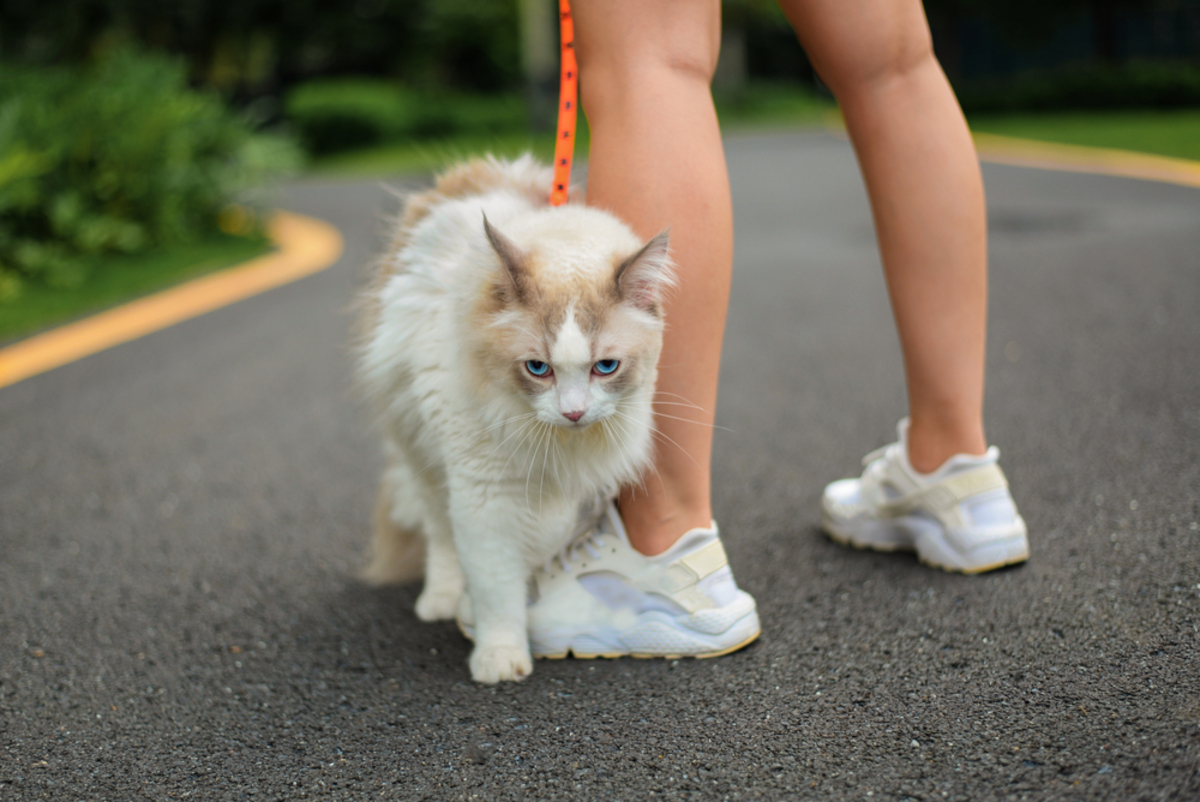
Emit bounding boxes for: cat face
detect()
[477,215,673,430]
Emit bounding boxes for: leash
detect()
[549,0,577,206]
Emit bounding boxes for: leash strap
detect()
[549,0,577,206]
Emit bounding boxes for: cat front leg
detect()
[415,505,464,622]
[450,501,533,683]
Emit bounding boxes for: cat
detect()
[357,155,673,683]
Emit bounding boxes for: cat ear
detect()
[614,229,674,315]
[483,214,534,304]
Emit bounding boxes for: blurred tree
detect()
[0,0,521,97]
[0,0,1193,105]
[518,0,557,131]
[925,0,1177,79]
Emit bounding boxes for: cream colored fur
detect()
[358,155,673,683]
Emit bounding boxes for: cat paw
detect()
[415,589,461,622]
[469,644,533,684]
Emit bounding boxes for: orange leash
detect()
[549,0,577,206]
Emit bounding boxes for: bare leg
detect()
[780,0,990,472]
[574,0,730,554]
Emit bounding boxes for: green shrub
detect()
[957,61,1200,114]
[0,48,301,300]
[284,79,423,155]
[284,78,527,156]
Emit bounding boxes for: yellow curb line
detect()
[971,132,1200,190]
[822,112,1200,189]
[0,211,344,390]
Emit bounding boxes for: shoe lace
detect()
[544,528,605,574]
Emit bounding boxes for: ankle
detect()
[905,414,987,474]
[617,490,712,557]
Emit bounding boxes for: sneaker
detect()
[822,419,1029,573]
[458,502,761,659]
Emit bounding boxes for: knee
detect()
[811,20,938,102]
[574,3,721,102]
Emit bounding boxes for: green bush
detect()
[0,48,301,300]
[284,78,527,156]
[956,61,1200,114]
[284,79,422,155]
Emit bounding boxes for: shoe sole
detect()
[824,514,1029,575]
[457,595,761,661]
[537,619,762,661]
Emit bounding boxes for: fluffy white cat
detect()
[357,155,673,683]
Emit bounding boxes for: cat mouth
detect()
[549,415,592,430]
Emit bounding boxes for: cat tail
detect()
[393,154,555,246]
[361,473,426,586]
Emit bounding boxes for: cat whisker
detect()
[487,416,541,464]
[601,417,652,495]
[629,389,721,419]
[651,400,712,411]
[646,429,702,468]
[473,411,538,439]
[497,418,544,475]
[524,421,553,509]
[647,411,733,433]
[649,390,710,411]
[615,390,730,432]
[538,424,556,508]
[609,409,702,469]
[533,423,556,509]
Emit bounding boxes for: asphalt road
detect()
[2,130,1198,801]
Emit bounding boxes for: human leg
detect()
[484,0,759,658]
[572,0,731,555]
[778,0,1027,570]
[779,0,989,472]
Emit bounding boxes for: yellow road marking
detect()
[972,132,1200,190]
[0,211,343,390]
[824,114,1200,188]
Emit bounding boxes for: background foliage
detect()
[0,0,1196,304]
[3,0,1196,99]
[0,48,299,299]
[0,0,521,98]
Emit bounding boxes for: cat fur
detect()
[357,155,673,683]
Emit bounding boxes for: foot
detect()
[415,587,461,622]
[822,418,1029,573]
[468,642,533,684]
[460,502,760,659]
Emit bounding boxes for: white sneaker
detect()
[822,419,1029,574]
[458,502,761,659]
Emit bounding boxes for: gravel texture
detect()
[2,131,1198,800]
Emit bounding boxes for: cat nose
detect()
[562,410,585,422]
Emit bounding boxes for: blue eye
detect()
[525,360,551,377]
[593,359,619,376]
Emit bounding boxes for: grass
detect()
[967,109,1200,162]
[311,89,1200,181]
[0,232,270,344]
[309,83,837,177]
[715,82,837,128]
[310,130,581,177]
